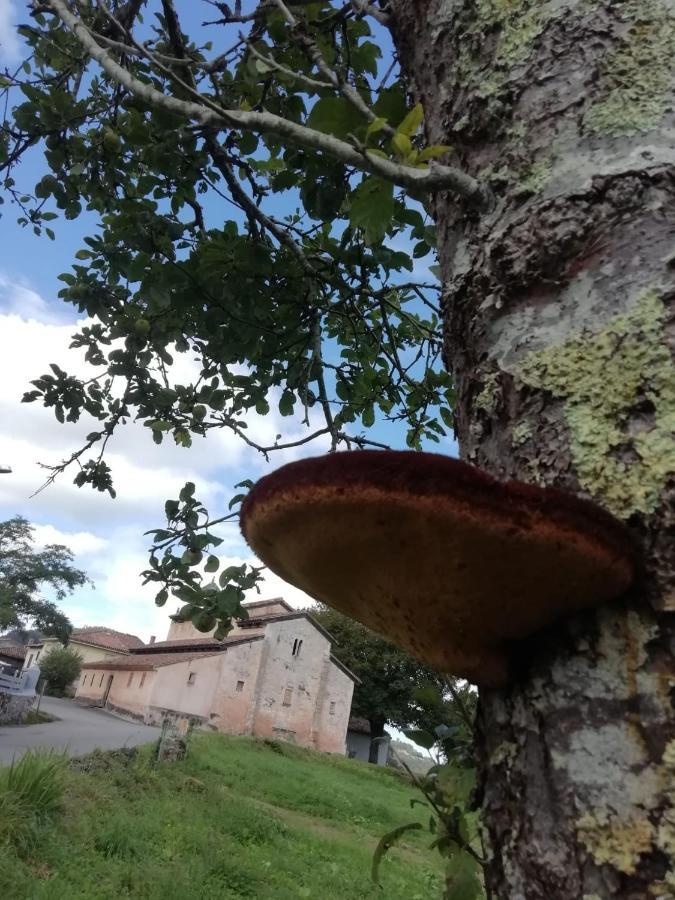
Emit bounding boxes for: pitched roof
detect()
[130,633,265,654]
[81,650,224,671]
[243,597,293,613]
[82,633,266,671]
[347,717,372,735]
[70,627,144,652]
[0,644,27,661]
[347,717,390,738]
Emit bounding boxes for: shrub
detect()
[0,750,67,852]
[38,646,83,695]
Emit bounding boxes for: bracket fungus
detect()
[240,451,636,686]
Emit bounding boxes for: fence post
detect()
[35,678,46,715]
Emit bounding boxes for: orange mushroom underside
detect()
[240,451,636,686]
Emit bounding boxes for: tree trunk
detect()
[390,1,675,896]
[368,718,386,764]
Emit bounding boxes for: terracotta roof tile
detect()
[71,627,144,651]
[131,632,265,653]
[0,644,27,661]
[81,650,224,671]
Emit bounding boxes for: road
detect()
[0,696,161,764]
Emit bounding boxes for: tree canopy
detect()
[311,604,474,761]
[0,1,478,638]
[38,644,83,694]
[0,516,89,641]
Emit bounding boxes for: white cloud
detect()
[0,274,62,323]
[0,276,329,639]
[31,522,107,555]
[0,1,20,66]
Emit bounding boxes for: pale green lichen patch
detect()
[585,1,675,136]
[516,157,552,195]
[576,810,654,874]
[655,740,675,862]
[489,740,517,767]
[474,373,501,414]
[512,421,532,446]
[458,0,563,103]
[517,289,675,518]
[476,0,551,70]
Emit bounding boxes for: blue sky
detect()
[0,2,455,643]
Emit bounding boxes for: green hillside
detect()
[0,734,443,899]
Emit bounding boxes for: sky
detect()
[0,2,454,645]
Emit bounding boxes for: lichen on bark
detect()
[585,0,675,136]
[454,0,565,108]
[515,288,675,518]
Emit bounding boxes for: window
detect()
[127,672,134,687]
[35,650,41,661]
[291,638,303,658]
[27,654,33,667]
[283,687,293,707]
[139,672,147,688]
[99,673,104,687]
[187,672,196,685]
[236,680,244,693]
[329,701,336,716]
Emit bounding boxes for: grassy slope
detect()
[0,734,443,899]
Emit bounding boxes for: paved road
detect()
[0,697,161,764]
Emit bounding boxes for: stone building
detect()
[346,717,391,766]
[75,599,358,754]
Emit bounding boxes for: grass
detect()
[21,710,57,725]
[0,750,67,853]
[0,734,444,899]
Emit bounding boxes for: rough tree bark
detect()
[390,1,675,897]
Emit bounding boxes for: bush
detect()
[0,750,67,852]
[38,646,83,695]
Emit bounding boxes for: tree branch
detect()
[45,0,489,202]
[245,39,332,92]
[273,0,395,136]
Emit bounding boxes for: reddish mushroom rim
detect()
[240,450,638,570]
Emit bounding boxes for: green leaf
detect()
[181,549,203,567]
[396,103,424,137]
[349,177,394,245]
[205,554,220,573]
[404,728,436,749]
[306,97,365,139]
[371,823,424,884]
[366,116,388,138]
[444,852,483,900]
[417,144,452,162]
[391,132,412,160]
[179,482,195,501]
[440,406,454,430]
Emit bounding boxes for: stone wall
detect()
[0,690,35,724]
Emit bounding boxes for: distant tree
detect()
[0,516,90,642]
[311,604,453,762]
[38,646,83,696]
[0,626,43,646]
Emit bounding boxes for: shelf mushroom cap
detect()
[240,451,637,686]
